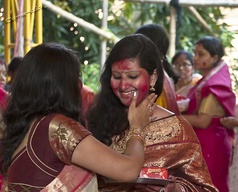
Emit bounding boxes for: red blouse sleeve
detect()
[48,114,91,164]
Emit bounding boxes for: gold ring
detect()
[148,105,153,116]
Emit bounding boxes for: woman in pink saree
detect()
[183,36,236,192]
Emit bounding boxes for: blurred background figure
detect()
[4,57,23,92]
[81,84,95,116]
[222,104,238,192]
[172,50,202,113]
[172,50,202,98]
[0,58,7,89]
[0,58,8,192]
[0,58,8,120]
[183,36,236,192]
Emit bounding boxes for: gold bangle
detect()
[126,128,146,150]
[179,184,186,192]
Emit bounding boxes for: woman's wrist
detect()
[126,128,146,150]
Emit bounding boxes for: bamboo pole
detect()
[100,0,108,70]
[4,0,11,63]
[24,0,32,54]
[186,6,212,32]
[168,6,176,58]
[36,0,43,44]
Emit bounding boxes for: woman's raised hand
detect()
[128,92,157,130]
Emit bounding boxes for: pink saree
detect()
[187,61,236,192]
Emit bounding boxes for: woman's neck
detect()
[176,76,193,90]
[199,68,211,77]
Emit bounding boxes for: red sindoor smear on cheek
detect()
[203,62,206,66]
[140,84,149,94]
[136,84,150,104]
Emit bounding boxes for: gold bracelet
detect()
[126,128,146,150]
[179,184,186,192]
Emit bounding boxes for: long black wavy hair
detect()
[87,34,164,146]
[0,42,84,175]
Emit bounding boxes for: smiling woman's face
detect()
[110,58,151,107]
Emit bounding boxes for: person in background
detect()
[0,42,156,191]
[222,104,238,192]
[87,34,218,192]
[0,58,7,89]
[0,58,8,134]
[135,24,180,115]
[0,58,8,191]
[183,36,236,192]
[81,83,95,116]
[4,56,23,92]
[172,50,202,98]
[172,50,202,113]
[220,103,238,129]
[221,116,238,129]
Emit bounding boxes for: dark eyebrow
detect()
[111,71,141,75]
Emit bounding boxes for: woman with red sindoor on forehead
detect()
[183,36,236,192]
[87,34,218,192]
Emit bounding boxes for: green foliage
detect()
[81,63,100,93]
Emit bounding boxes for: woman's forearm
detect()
[183,114,212,129]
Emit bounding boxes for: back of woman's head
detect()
[172,50,194,66]
[135,24,169,56]
[195,36,224,61]
[10,42,82,120]
[0,42,84,175]
[8,57,23,73]
[135,24,179,83]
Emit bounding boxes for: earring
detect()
[150,83,155,92]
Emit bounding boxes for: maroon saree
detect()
[2,114,98,192]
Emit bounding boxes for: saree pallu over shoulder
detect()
[187,60,236,139]
[156,71,180,115]
[187,61,236,117]
[108,115,218,192]
[42,165,98,192]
